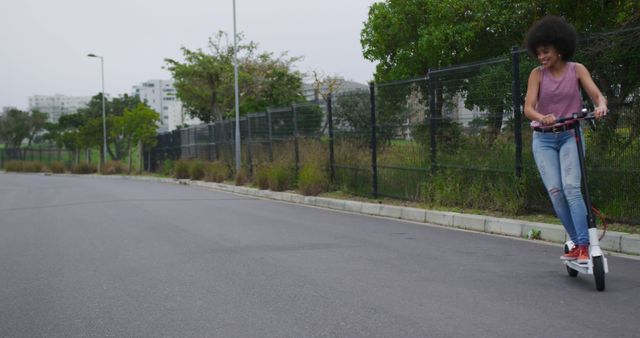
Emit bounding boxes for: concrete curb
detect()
[42,173,640,256]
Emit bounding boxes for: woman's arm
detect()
[524,67,555,125]
[576,63,608,118]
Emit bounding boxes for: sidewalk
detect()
[97,174,638,257]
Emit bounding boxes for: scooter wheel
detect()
[566,266,578,277]
[593,256,605,291]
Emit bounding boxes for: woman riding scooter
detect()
[523,15,608,263]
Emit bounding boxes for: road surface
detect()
[1,173,639,337]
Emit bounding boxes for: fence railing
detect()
[147,27,640,224]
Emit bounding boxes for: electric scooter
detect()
[556,109,609,291]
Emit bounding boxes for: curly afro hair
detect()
[525,15,577,61]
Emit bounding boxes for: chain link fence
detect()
[150,102,327,176]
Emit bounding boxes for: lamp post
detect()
[87,53,107,172]
[232,0,241,174]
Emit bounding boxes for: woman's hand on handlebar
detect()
[594,105,608,119]
[539,114,556,126]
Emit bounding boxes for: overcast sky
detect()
[0,0,379,110]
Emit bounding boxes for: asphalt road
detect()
[1,173,640,337]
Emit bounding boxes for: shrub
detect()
[204,161,228,183]
[298,162,329,196]
[189,161,206,180]
[527,229,542,240]
[235,167,249,186]
[102,160,125,175]
[172,160,190,179]
[72,162,97,174]
[268,162,295,191]
[4,160,23,172]
[160,159,173,176]
[22,161,44,172]
[49,161,66,173]
[254,164,270,190]
[422,169,525,214]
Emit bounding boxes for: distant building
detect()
[132,79,201,133]
[28,95,91,122]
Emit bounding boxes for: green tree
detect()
[113,103,160,173]
[0,109,48,159]
[77,117,106,164]
[332,90,371,143]
[165,31,303,123]
[462,63,512,141]
[0,109,30,149]
[78,93,144,161]
[57,113,87,164]
[361,1,638,81]
[240,52,304,113]
[24,110,48,151]
[78,93,109,119]
[361,1,528,82]
[43,122,63,148]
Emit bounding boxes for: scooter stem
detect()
[572,119,597,230]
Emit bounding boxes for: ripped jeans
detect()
[532,129,589,245]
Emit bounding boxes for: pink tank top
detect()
[532,62,583,127]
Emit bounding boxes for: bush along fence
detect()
[147,27,640,225]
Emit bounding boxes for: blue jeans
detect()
[532,130,589,245]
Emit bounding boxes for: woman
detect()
[523,15,608,263]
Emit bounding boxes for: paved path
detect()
[1,173,639,337]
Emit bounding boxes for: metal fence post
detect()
[427,68,437,174]
[191,126,196,159]
[228,120,234,164]
[174,129,181,161]
[267,108,274,162]
[292,104,300,176]
[369,82,378,199]
[247,114,254,175]
[196,127,202,161]
[213,123,220,161]
[207,125,213,161]
[511,45,523,178]
[327,93,335,183]
[146,149,151,172]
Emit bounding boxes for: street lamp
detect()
[87,53,107,171]
[232,0,241,175]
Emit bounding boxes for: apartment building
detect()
[28,95,91,122]
[132,79,201,133]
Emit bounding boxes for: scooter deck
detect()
[563,255,609,275]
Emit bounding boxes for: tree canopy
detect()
[165,31,304,123]
[55,113,86,155]
[0,109,48,158]
[361,0,639,81]
[77,93,143,160]
[114,103,160,172]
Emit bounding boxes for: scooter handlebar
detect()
[555,108,597,124]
